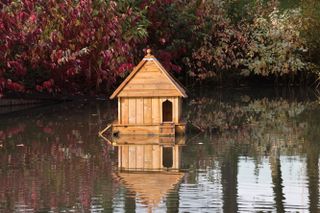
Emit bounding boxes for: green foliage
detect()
[182,0,247,80]
[241,8,308,77]
[301,0,320,80]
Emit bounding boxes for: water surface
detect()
[0,88,319,212]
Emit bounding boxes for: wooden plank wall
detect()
[121,98,129,124]
[136,98,144,124]
[119,97,181,124]
[118,98,121,124]
[143,98,152,124]
[129,98,136,124]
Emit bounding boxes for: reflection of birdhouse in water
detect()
[113,135,185,171]
[109,49,187,136]
[113,136,185,210]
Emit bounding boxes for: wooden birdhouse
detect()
[109,49,187,136]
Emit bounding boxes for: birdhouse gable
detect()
[110,51,187,99]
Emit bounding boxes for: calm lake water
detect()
[0,88,319,212]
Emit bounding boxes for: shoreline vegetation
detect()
[1,0,320,98]
[1,87,318,135]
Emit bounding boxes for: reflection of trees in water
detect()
[185,94,320,161]
[184,95,320,166]
[0,101,116,147]
[298,106,320,212]
[306,146,319,212]
[186,96,309,135]
[183,129,319,211]
[270,146,285,213]
[0,102,118,212]
[0,146,118,211]
[183,94,320,212]
[221,144,238,213]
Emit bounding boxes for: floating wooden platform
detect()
[112,122,186,136]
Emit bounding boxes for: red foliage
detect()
[42,79,54,89]
[6,80,25,92]
[36,85,43,92]
[7,61,27,76]
[118,63,134,74]
[0,0,146,94]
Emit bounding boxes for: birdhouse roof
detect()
[110,50,187,99]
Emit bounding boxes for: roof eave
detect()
[109,59,148,99]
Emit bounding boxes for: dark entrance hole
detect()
[162,100,173,122]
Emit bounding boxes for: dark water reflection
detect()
[0,88,319,212]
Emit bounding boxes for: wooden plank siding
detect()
[173,97,178,123]
[119,97,182,125]
[136,98,144,124]
[152,98,160,123]
[119,90,180,97]
[128,98,136,124]
[143,98,152,124]
[121,98,129,124]
[118,98,121,124]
